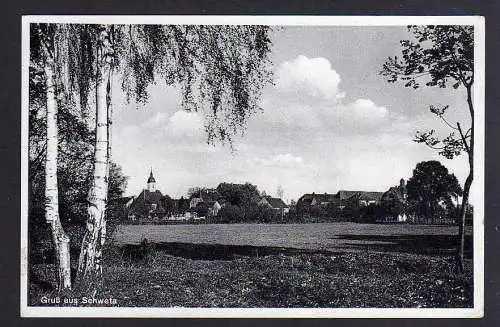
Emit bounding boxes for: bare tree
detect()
[276,185,284,199]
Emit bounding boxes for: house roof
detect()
[134,189,164,205]
[265,197,288,209]
[336,190,362,200]
[108,196,134,206]
[299,191,384,203]
[358,191,384,202]
[382,186,405,201]
[128,189,165,216]
[336,190,383,202]
[298,193,336,203]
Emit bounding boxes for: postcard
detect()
[21,15,484,318]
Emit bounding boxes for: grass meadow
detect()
[29,222,473,308]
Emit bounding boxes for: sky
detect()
[111,26,472,202]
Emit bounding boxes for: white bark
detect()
[44,61,71,290]
[44,63,59,224]
[76,28,113,289]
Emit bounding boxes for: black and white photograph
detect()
[20,16,485,318]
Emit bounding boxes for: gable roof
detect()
[358,191,384,202]
[336,190,384,202]
[265,197,288,209]
[298,193,336,203]
[382,186,405,202]
[108,196,134,206]
[336,190,362,200]
[131,189,164,207]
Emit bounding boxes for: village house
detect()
[189,188,223,218]
[296,190,384,218]
[380,178,408,222]
[380,178,458,224]
[342,191,384,210]
[259,196,289,212]
[259,196,289,220]
[296,192,337,213]
[209,199,229,217]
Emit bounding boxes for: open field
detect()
[113,222,473,257]
[29,222,474,308]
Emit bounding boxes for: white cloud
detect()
[259,55,391,135]
[275,55,344,101]
[341,99,388,120]
[165,110,204,138]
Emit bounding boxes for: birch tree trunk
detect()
[44,61,71,290]
[76,28,113,291]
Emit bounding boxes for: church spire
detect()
[147,168,156,192]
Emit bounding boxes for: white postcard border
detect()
[20,15,485,318]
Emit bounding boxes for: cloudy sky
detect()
[111,26,471,202]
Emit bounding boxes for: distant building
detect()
[189,188,223,217]
[209,199,229,217]
[147,169,156,192]
[342,191,384,210]
[127,170,171,220]
[296,190,384,218]
[259,196,289,220]
[381,178,408,222]
[259,197,289,212]
[296,192,337,213]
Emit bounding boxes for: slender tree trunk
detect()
[44,62,71,290]
[457,169,473,272]
[457,85,474,273]
[76,28,113,291]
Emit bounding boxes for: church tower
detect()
[147,169,156,192]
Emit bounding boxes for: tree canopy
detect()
[406,160,462,218]
[216,182,261,206]
[381,25,473,90]
[381,25,474,160]
[112,25,273,147]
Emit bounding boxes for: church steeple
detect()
[147,168,156,192]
